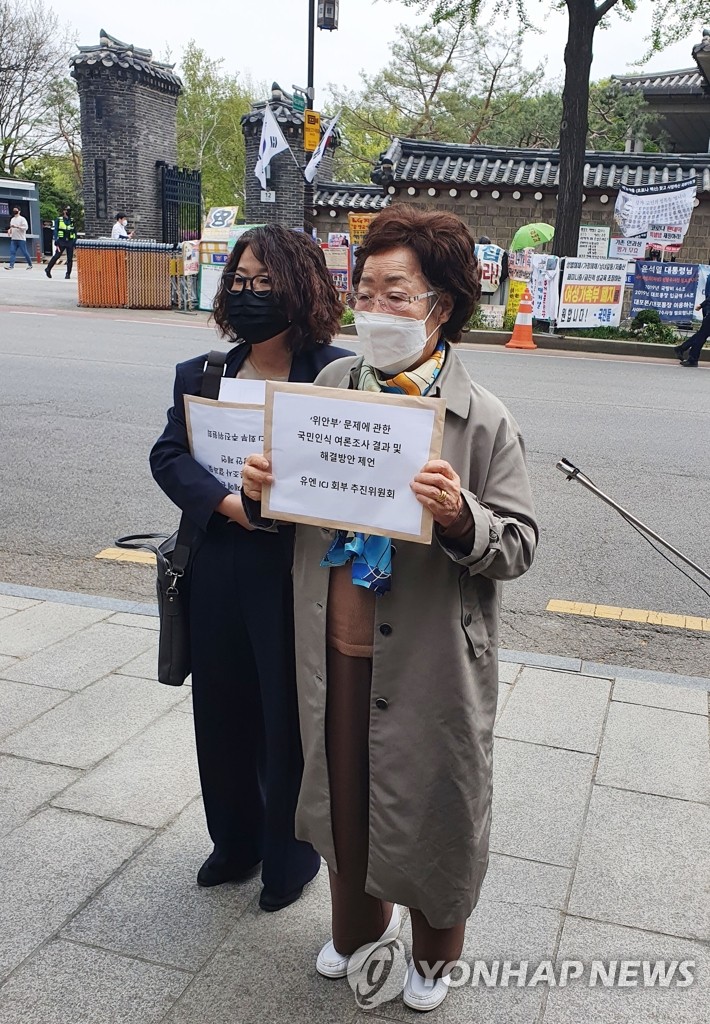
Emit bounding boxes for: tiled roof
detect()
[371,139,710,193]
[314,182,389,210]
[613,68,708,95]
[72,30,182,89]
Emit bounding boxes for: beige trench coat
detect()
[257,348,538,929]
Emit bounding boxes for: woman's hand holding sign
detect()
[411,459,464,528]
[243,454,273,503]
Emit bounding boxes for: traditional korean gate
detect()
[160,165,201,245]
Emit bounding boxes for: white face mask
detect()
[354,301,440,375]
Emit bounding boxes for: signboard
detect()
[198,264,223,310]
[321,242,350,293]
[505,279,527,321]
[293,94,306,112]
[181,240,199,276]
[262,383,446,544]
[648,224,684,247]
[304,110,321,153]
[630,262,699,322]
[477,305,505,329]
[184,397,265,493]
[577,225,610,260]
[609,236,646,260]
[557,258,627,328]
[202,207,240,241]
[348,213,376,247]
[474,243,506,294]
[613,179,696,240]
[328,232,350,246]
[227,224,265,249]
[531,254,560,321]
[0,202,9,217]
[260,190,276,204]
[507,248,533,282]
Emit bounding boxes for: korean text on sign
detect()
[630,262,699,322]
[556,258,627,328]
[262,383,446,544]
[184,397,265,493]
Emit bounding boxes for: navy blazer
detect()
[150,341,353,532]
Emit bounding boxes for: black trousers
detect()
[189,519,320,896]
[47,242,74,277]
[678,313,710,364]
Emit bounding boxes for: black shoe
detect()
[196,856,261,888]
[45,268,51,278]
[65,274,71,279]
[674,345,686,360]
[258,884,305,912]
[680,359,698,367]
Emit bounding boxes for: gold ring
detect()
[436,489,448,504]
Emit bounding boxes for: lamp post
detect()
[307,0,315,110]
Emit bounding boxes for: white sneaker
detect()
[316,904,401,979]
[402,960,451,1012]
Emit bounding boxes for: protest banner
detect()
[262,383,446,544]
[474,243,506,293]
[557,258,627,328]
[531,254,560,320]
[507,248,533,282]
[647,224,685,247]
[577,225,610,259]
[348,213,376,247]
[609,236,646,260]
[630,262,699,322]
[477,305,505,329]
[613,179,696,239]
[321,243,350,293]
[184,396,264,493]
[505,279,527,322]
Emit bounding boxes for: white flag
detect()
[304,111,340,184]
[254,106,290,189]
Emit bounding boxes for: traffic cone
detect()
[505,287,537,350]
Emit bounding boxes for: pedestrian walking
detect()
[243,206,538,1012]
[150,226,352,912]
[45,206,77,279]
[676,274,710,367]
[4,208,33,270]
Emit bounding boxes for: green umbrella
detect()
[510,223,555,251]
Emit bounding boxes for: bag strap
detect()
[115,533,170,554]
[171,348,229,571]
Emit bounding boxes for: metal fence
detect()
[76,239,175,309]
[161,165,202,246]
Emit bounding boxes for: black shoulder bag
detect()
[115,349,228,686]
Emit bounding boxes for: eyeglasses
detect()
[224,272,272,297]
[346,289,436,314]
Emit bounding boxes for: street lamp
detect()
[306,0,339,109]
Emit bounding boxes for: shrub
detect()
[630,308,662,332]
[340,305,354,326]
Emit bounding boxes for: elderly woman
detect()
[243,206,537,1011]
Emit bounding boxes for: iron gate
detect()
[160,165,201,245]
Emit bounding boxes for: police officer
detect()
[45,206,77,279]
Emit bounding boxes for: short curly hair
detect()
[213,224,343,350]
[352,206,481,342]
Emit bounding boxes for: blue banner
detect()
[630,262,699,322]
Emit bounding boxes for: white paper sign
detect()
[531,254,560,320]
[577,225,610,260]
[218,378,267,405]
[262,383,446,544]
[184,396,264,493]
[557,258,627,329]
[609,236,646,260]
[648,223,684,246]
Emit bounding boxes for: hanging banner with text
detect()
[613,178,696,240]
[531,254,560,321]
[630,262,699,322]
[321,243,351,293]
[505,279,527,322]
[507,248,533,282]
[262,383,446,544]
[348,213,376,247]
[184,396,265,493]
[557,258,627,328]
[474,243,507,294]
[647,223,685,247]
[577,225,610,260]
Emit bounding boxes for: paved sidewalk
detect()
[0,585,707,1024]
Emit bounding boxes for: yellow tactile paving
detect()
[546,599,710,632]
[95,547,156,565]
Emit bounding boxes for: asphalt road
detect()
[1,303,708,676]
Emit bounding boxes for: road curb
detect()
[2,581,708,690]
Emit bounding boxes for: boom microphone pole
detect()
[556,458,710,590]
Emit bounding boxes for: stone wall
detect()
[74,65,179,240]
[243,117,308,230]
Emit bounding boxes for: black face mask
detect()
[226,290,291,345]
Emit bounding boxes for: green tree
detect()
[23,154,83,226]
[177,42,260,213]
[391,0,710,255]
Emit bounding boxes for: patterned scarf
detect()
[320,339,447,595]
